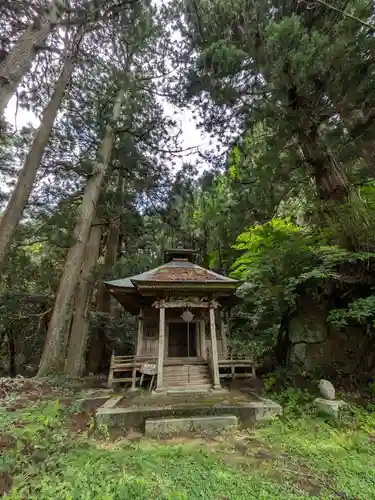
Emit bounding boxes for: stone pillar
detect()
[136,308,143,357]
[209,304,221,390]
[156,300,165,391]
[199,319,206,359]
[220,310,228,359]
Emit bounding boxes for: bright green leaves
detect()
[231,218,310,281]
[329,295,375,327]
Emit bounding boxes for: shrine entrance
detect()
[168,322,197,358]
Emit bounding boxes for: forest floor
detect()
[0,377,374,499]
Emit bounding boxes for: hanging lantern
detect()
[181,310,194,323]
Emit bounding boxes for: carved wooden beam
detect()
[152,299,221,309]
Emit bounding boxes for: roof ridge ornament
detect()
[163,248,197,263]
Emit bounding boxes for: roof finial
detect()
[163,248,197,263]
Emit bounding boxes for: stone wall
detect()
[287,303,374,373]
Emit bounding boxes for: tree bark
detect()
[0,30,80,273]
[340,107,375,175]
[58,292,76,372]
[0,1,61,115]
[299,124,369,249]
[65,225,102,377]
[37,87,125,376]
[300,125,350,203]
[299,129,369,251]
[87,173,124,373]
[8,331,16,377]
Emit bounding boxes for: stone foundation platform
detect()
[96,390,282,432]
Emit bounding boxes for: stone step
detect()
[145,415,238,436]
[164,384,212,391]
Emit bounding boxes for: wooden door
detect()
[168,323,197,357]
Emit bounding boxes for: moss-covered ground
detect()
[0,381,374,499]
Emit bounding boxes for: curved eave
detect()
[104,283,141,315]
[133,280,241,295]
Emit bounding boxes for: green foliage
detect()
[4,0,375,377]
[230,216,375,351]
[256,409,375,498]
[1,393,375,499]
[0,399,72,481]
[229,219,315,348]
[231,218,311,280]
[329,295,375,327]
[271,387,313,417]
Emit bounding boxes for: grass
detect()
[1,388,375,499]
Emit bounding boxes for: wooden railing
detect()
[108,352,257,389]
[108,353,156,388]
[218,356,256,380]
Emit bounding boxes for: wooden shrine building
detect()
[105,249,248,392]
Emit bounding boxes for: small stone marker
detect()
[315,379,347,417]
[319,379,335,400]
[314,397,347,417]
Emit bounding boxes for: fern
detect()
[329,295,375,327]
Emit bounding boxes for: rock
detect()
[126,430,143,442]
[290,343,307,365]
[314,397,347,417]
[288,315,327,344]
[234,440,248,455]
[319,379,335,400]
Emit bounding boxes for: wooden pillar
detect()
[199,319,206,359]
[131,364,137,391]
[156,299,165,391]
[136,308,144,357]
[220,310,228,359]
[108,351,114,388]
[209,304,221,390]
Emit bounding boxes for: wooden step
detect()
[163,367,209,374]
[162,363,212,390]
[163,380,211,387]
[163,376,211,382]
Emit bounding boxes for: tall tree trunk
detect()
[7,331,16,377]
[0,30,81,273]
[340,107,375,175]
[58,293,75,372]
[299,125,368,249]
[300,125,350,203]
[284,72,365,248]
[65,225,101,377]
[0,1,62,115]
[87,174,123,373]
[37,87,125,376]
[202,224,210,268]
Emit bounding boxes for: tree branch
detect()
[305,0,375,31]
